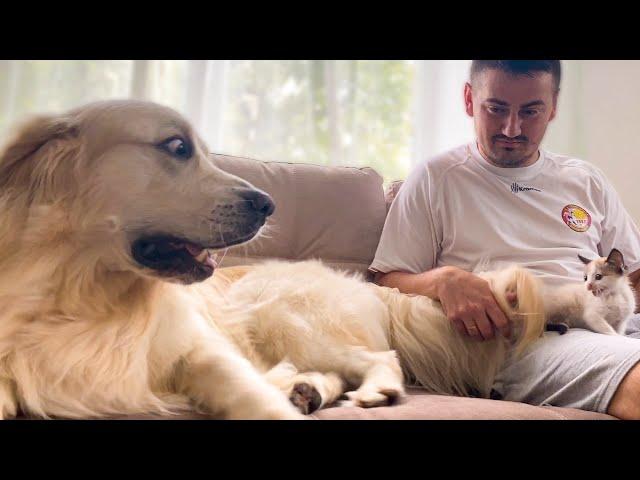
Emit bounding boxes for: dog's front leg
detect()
[179,336,306,420]
[0,377,18,420]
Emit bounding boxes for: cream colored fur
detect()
[0,100,546,419]
[222,260,545,403]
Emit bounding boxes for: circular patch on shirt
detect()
[561,204,592,232]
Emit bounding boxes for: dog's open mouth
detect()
[132,235,220,283]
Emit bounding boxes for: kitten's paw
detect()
[592,323,620,336]
[546,323,569,335]
[601,329,620,336]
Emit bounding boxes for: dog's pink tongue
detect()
[185,243,204,256]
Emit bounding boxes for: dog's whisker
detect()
[216,248,229,268]
[218,224,224,246]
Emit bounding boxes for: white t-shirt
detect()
[369,142,640,287]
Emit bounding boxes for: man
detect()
[370,60,640,419]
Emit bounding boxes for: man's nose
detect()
[502,112,522,138]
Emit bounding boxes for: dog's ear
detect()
[0,114,81,203]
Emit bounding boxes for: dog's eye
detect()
[595,274,602,280]
[161,137,192,160]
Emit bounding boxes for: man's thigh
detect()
[492,317,640,413]
[625,312,640,338]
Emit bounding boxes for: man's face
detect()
[464,69,558,167]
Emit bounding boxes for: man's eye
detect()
[487,106,506,114]
[161,137,192,160]
[521,109,539,117]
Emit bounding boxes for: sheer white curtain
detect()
[0,60,470,183]
[412,60,473,166]
[126,60,229,150]
[0,60,583,184]
[4,60,637,218]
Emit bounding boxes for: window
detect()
[0,60,472,184]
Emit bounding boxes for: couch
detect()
[207,153,616,420]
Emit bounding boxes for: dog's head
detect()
[0,100,274,284]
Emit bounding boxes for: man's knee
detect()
[608,362,640,419]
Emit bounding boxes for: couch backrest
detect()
[211,154,389,277]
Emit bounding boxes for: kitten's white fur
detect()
[545,252,636,335]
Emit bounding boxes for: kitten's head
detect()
[578,248,627,296]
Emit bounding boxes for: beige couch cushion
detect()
[55,390,612,420]
[211,154,387,277]
[311,388,616,420]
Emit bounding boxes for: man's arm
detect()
[629,269,640,314]
[371,157,510,342]
[374,268,449,299]
[374,268,511,341]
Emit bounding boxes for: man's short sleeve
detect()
[369,162,440,275]
[597,171,640,273]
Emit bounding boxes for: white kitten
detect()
[545,249,637,335]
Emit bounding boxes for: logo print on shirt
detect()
[561,204,592,232]
[510,182,542,194]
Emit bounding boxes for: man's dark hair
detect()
[470,60,562,92]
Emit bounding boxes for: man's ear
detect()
[464,82,474,117]
[549,90,559,122]
[0,114,80,203]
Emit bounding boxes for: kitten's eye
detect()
[584,275,588,281]
[595,274,603,280]
[161,137,192,160]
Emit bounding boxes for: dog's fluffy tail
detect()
[484,266,546,357]
[370,265,545,397]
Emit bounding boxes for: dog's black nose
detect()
[236,188,276,217]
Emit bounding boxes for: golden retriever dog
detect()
[0,100,545,419]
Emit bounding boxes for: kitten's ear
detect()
[578,254,593,265]
[606,248,626,273]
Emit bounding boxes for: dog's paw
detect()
[0,382,17,420]
[342,384,404,408]
[289,382,322,415]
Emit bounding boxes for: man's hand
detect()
[435,266,511,341]
[375,266,512,341]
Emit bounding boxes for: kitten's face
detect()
[583,259,620,296]
[580,249,626,297]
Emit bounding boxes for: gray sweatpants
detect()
[492,314,640,413]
